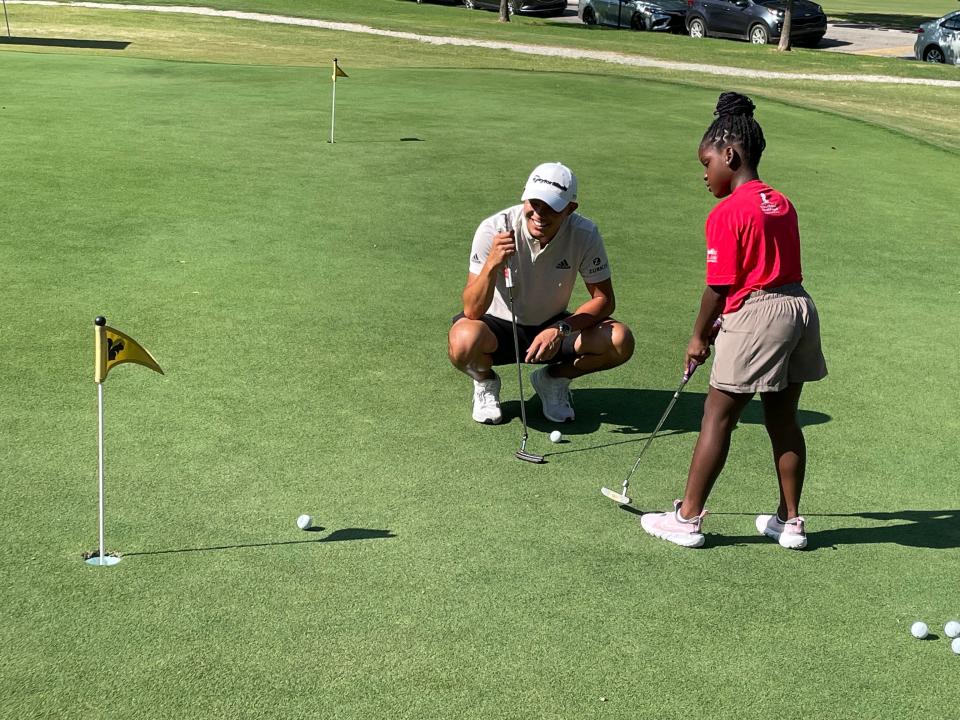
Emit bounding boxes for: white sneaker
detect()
[756,513,808,550]
[530,367,574,423]
[472,374,502,425]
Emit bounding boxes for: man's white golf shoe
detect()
[530,367,575,423]
[472,374,503,425]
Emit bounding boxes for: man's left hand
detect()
[525,327,563,364]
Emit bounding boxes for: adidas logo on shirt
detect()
[555,259,571,270]
[471,253,481,264]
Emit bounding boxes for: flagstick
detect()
[87,380,119,566]
[330,77,337,144]
[2,0,11,37]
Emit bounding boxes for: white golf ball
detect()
[945,621,960,639]
[952,637,960,655]
[910,621,928,639]
[549,430,562,443]
[296,514,313,530]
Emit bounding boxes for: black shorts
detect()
[452,311,577,366]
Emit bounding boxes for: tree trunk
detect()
[778,0,793,51]
[499,0,510,22]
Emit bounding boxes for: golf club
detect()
[600,360,699,504]
[500,213,545,464]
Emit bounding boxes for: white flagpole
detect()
[87,317,120,567]
[330,75,337,144]
[97,381,105,561]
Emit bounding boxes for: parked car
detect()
[686,0,827,47]
[463,0,568,16]
[914,11,960,64]
[578,0,688,32]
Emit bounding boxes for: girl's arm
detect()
[685,285,728,369]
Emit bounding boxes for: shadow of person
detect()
[499,388,830,455]
[675,510,959,551]
[810,510,960,550]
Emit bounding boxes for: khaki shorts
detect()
[710,284,827,394]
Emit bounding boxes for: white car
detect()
[578,0,688,32]
[915,10,960,64]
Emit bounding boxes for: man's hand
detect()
[525,327,563,363]
[484,229,516,272]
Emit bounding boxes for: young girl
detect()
[641,92,827,550]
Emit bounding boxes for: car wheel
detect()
[630,13,649,31]
[582,6,597,25]
[923,45,945,63]
[749,24,770,44]
[688,17,706,39]
[463,0,476,8]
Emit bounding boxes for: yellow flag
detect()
[95,318,164,384]
[332,58,348,81]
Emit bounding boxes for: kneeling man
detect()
[448,162,635,425]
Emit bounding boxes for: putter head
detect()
[515,450,546,464]
[600,486,631,505]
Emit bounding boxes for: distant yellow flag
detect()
[95,318,164,384]
[332,58,348,81]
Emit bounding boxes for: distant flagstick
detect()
[87,316,164,567]
[3,0,11,37]
[329,57,348,143]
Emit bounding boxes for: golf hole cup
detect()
[296,514,313,530]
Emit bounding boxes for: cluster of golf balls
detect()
[911,620,960,654]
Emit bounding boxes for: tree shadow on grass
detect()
[676,510,960,551]
[0,36,130,49]
[500,388,830,457]
[123,527,395,557]
[829,13,936,31]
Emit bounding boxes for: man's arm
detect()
[462,228,517,320]
[524,278,615,363]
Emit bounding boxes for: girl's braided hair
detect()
[701,92,766,167]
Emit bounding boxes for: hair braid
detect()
[700,92,766,167]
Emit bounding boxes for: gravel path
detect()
[11,0,960,88]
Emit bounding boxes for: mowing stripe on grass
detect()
[11,0,960,88]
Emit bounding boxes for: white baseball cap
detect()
[521,162,578,212]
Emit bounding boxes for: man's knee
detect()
[448,319,492,367]
[609,322,635,365]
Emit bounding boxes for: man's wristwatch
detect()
[555,321,572,339]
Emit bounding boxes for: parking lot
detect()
[553,1,918,59]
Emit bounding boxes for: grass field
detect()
[1,3,959,719]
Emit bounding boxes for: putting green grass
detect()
[1,11,958,720]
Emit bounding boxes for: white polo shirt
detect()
[468,204,611,326]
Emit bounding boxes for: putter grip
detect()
[498,213,515,288]
[683,360,698,382]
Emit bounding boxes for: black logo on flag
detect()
[556,259,571,269]
[107,338,125,360]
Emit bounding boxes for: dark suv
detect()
[686,0,827,47]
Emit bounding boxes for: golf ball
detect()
[549,430,562,443]
[910,621,928,639]
[952,637,960,655]
[945,621,960,638]
[296,514,313,530]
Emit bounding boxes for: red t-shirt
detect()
[705,179,803,313]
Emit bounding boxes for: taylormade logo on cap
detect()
[521,162,577,213]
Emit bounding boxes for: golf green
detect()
[1,39,957,720]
